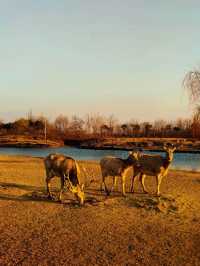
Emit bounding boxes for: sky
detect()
[0,0,200,122]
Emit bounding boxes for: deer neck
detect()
[124,157,134,167]
[164,151,173,168]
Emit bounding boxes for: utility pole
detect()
[44,118,47,144]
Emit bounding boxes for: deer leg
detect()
[100,182,104,191]
[46,177,52,199]
[100,173,106,191]
[140,174,148,193]
[156,174,163,196]
[130,176,134,193]
[100,175,104,191]
[59,176,65,202]
[130,173,138,193]
[102,176,110,196]
[130,168,137,192]
[111,176,117,192]
[45,169,53,199]
[122,175,126,197]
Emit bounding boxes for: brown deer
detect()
[100,151,139,196]
[130,144,176,195]
[44,154,85,205]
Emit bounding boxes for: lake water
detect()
[0,147,200,172]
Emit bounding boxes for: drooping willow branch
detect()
[183,71,200,103]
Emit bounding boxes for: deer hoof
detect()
[106,190,110,196]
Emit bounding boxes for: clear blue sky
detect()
[0,0,199,122]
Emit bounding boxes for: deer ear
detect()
[129,151,133,155]
[172,147,177,152]
[81,184,85,191]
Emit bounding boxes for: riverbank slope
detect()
[0,135,63,148]
[75,137,200,153]
[1,135,200,153]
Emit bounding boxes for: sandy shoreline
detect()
[0,155,200,265]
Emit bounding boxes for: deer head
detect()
[163,144,176,162]
[128,150,141,161]
[69,184,85,205]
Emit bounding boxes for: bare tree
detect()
[182,118,192,131]
[100,124,110,136]
[54,115,69,133]
[27,109,34,122]
[133,124,140,137]
[191,106,200,138]
[128,119,139,137]
[144,122,152,137]
[183,69,200,138]
[107,114,118,136]
[69,115,84,133]
[84,114,92,134]
[90,114,105,135]
[183,70,200,103]
[13,118,29,134]
[153,120,167,137]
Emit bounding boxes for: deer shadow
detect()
[0,181,60,204]
[0,191,103,207]
[0,181,45,192]
[0,181,102,207]
[0,192,60,204]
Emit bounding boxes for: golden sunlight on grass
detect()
[0,155,200,265]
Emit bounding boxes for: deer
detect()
[100,151,139,196]
[44,153,85,205]
[130,144,176,195]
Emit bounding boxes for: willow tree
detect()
[183,70,200,138]
[183,70,200,102]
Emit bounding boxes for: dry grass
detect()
[0,155,200,265]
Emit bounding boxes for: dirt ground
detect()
[0,155,200,266]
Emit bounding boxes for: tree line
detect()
[1,68,200,140]
[1,111,200,139]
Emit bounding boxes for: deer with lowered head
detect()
[130,144,176,195]
[44,153,85,205]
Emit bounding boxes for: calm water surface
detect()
[0,147,200,171]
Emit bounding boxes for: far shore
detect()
[77,145,200,154]
[1,135,200,153]
[1,144,200,154]
[0,135,63,148]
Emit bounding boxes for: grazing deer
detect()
[100,151,139,196]
[130,144,176,195]
[44,154,85,205]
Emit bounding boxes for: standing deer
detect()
[44,154,85,205]
[130,144,176,195]
[100,151,139,196]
